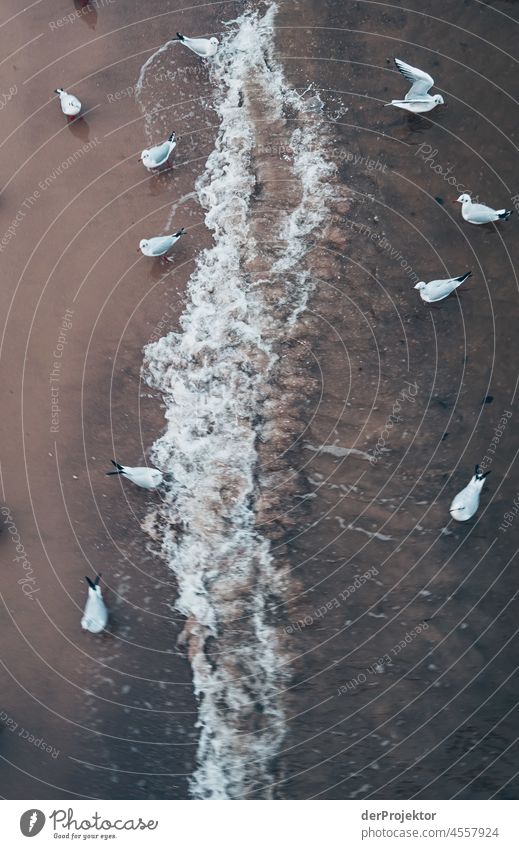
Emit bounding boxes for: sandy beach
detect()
[0,0,518,800]
[0,0,238,799]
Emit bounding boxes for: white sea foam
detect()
[138,3,335,799]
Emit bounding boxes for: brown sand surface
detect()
[0,0,235,800]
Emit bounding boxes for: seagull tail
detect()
[106,459,124,476]
[174,228,186,237]
[176,32,185,42]
[475,464,491,481]
[498,209,513,220]
[85,575,97,590]
[168,132,176,142]
[455,271,472,284]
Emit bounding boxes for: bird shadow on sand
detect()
[383,113,437,146]
[409,113,433,129]
[67,116,91,143]
[146,170,176,198]
[146,259,181,284]
[74,0,98,30]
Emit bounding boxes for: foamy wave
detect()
[140,2,336,799]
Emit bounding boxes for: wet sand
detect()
[0,0,518,800]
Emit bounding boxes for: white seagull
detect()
[106,460,163,489]
[81,575,109,634]
[139,229,185,262]
[176,32,219,58]
[386,59,444,113]
[449,465,490,522]
[414,271,471,303]
[54,87,81,120]
[456,193,513,224]
[141,132,177,171]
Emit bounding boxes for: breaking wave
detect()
[138,2,336,799]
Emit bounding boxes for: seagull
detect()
[456,193,513,224]
[385,59,444,113]
[449,465,490,522]
[139,229,185,262]
[141,133,177,171]
[81,575,109,634]
[54,88,81,120]
[414,271,471,303]
[176,32,219,58]
[106,460,163,489]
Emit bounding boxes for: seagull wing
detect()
[148,141,171,165]
[181,36,207,55]
[465,202,497,223]
[394,59,434,99]
[425,278,456,300]
[81,590,108,633]
[148,236,174,255]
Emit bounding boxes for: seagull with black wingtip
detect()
[386,59,444,114]
[449,465,490,522]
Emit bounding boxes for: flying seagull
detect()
[449,465,490,521]
[414,271,471,303]
[106,460,163,489]
[386,59,444,113]
[456,194,513,224]
[139,229,185,262]
[141,133,177,171]
[54,88,81,120]
[176,32,219,58]
[81,575,109,634]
